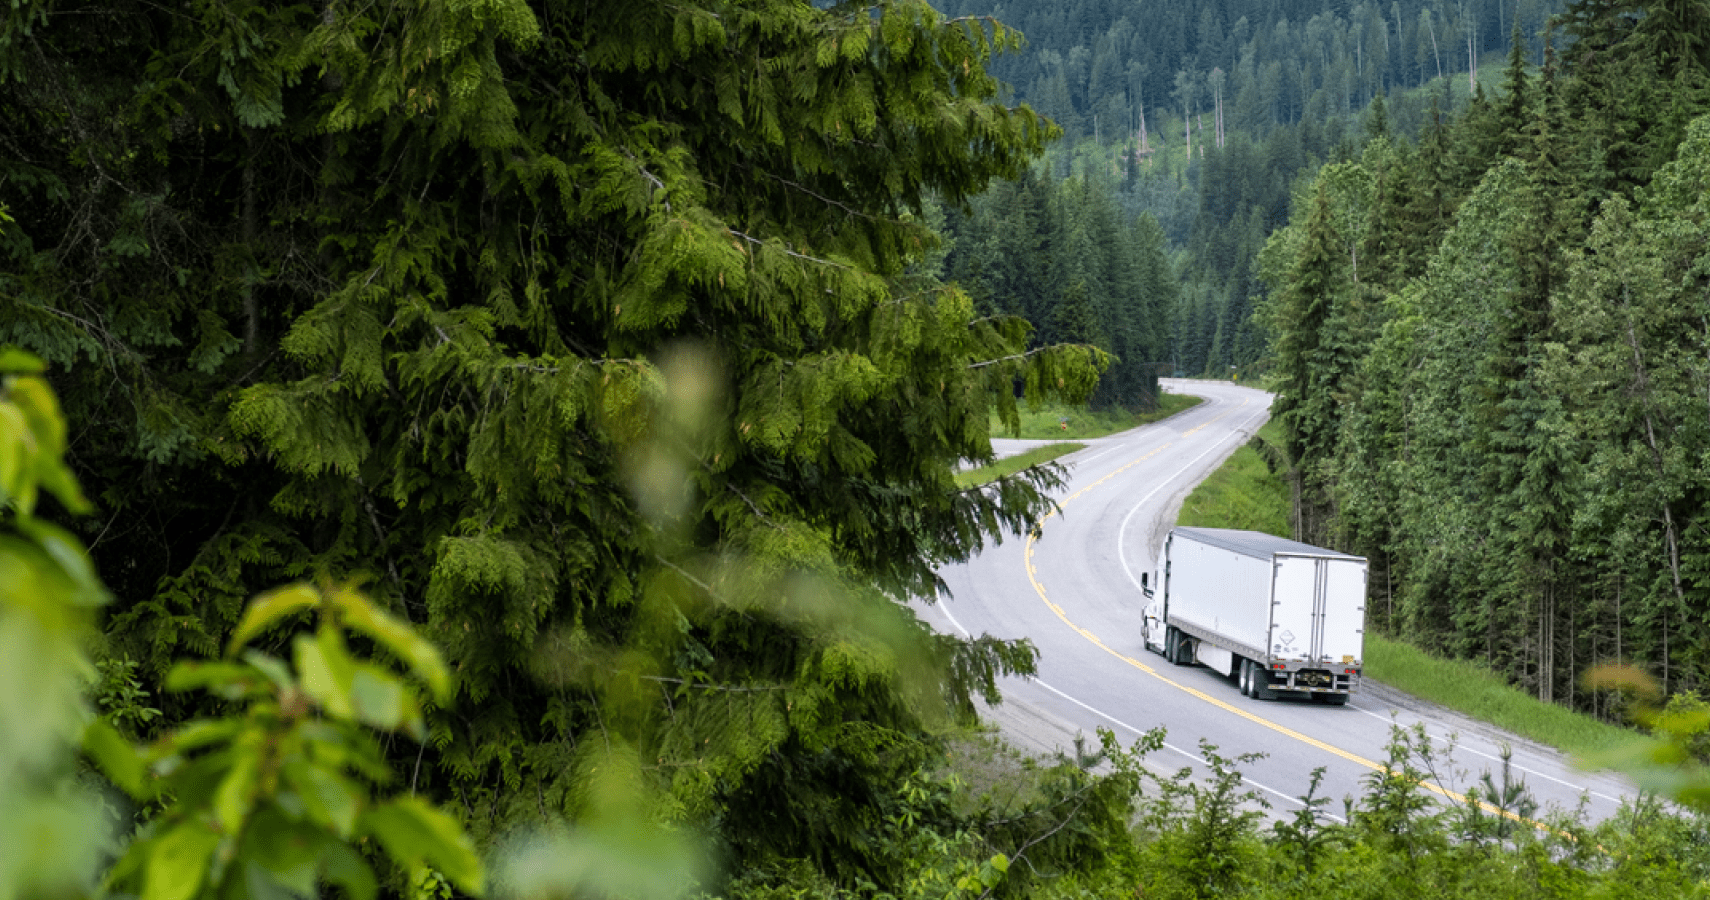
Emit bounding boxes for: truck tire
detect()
[1166,628,1190,666]
[1250,664,1277,701]
[1238,659,1253,697]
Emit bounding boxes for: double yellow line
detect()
[1023,433,1537,824]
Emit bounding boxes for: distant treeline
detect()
[936,0,1557,144]
[938,169,1176,410]
[934,0,1565,381]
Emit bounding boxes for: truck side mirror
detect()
[1141,572,1153,598]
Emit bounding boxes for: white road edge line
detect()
[1117,396,1271,595]
[1027,678,1347,822]
[1348,705,1623,804]
[933,582,1343,822]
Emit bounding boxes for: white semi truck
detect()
[1140,527,1367,703]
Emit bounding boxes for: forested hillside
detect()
[1262,0,1710,713]
[939,168,1176,410]
[934,0,1563,379]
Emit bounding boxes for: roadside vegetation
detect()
[956,443,1087,488]
[1175,419,1290,535]
[1364,635,1636,758]
[960,391,1201,488]
[994,391,1200,441]
[1174,413,1644,761]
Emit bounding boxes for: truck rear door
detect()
[1271,555,1362,664]
[1269,556,1319,661]
[1320,558,1366,664]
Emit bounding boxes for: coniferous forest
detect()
[1261,0,1710,713]
[12,0,1710,899]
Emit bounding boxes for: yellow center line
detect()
[1180,397,1246,437]
[1024,428,1538,824]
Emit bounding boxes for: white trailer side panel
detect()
[1168,532,1271,654]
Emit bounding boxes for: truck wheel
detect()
[1251,665,1277,701]
[1172,631,1193,666]
[1164,628,1178,664]
[1238,659,1253,697]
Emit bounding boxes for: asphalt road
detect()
[926,379,1640,826]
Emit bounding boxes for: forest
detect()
[10,0,1710,898]
[1260,0,1710,715]
[934,0,1568,380]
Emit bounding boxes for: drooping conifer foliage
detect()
[1,0,1110,888]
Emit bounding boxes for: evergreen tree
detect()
[1267,182,1344,541]
[1499,15,1532,152]
[2,0,1111,888]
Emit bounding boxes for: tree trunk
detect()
[1428,16,1443,81]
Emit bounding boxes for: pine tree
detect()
[1268,182,1345,541]
[1498,15,1531,154]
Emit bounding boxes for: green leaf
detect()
[359,797,483,896]
[349,664,409,733]
[325,585,452,703]
[492,823,709,900]
[140,820,221,900]
[319,843,378,900]
[283,757,362,837]
[14,517,106,607]
[0,347,46,374]
[241,810,326,896]
[240,859,302,900]
[229,583,321,656]
[166,661,264,700]
[85,719,150,798]
[295,627,356,720]
[0,404,25,507]
[241,650,297,694]
[212,737,261,833]
[8,375,68,461]
[155,718,245,756]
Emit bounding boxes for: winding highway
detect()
[929,379,1640,825]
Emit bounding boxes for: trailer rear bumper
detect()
[1264,666,1360,694]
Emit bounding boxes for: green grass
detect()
[1363,633,1637,757]
[1175,420,1640,758]
[955,442,1085,488]
[1173,419,1290,536]
[957,392,1202,489]
[993,392,1201,441]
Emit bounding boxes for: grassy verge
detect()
[955,443,1085,488]
[993,392,1201,441]
[1363,634,1635,757]
[957,392,1202,489]
[1176,419,1638,758]
[1174,419,1290,536]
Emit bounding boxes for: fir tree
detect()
[2,0,1111,888]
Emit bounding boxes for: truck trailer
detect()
[1140,527,1367,703]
